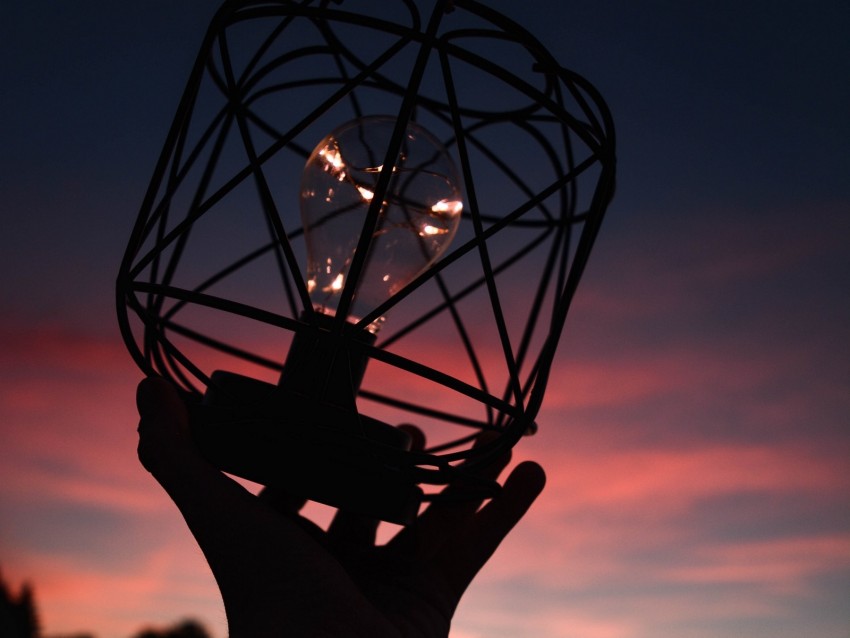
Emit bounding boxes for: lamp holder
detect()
[192,313,423,524]
[116,0,616,523]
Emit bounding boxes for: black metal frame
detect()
[117,0,615,497]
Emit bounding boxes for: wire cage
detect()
[117,0,616,523]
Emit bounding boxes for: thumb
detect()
[436,460,546,600]
[135,377,273,554]
[136,377,249,508]
[136,376,196,477]
[134,377,349,619]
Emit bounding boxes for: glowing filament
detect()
[318,147,348,182]
[329,273,344,292]
[431,199,463,216]
[420,224,448,236]
[319,147,344,170]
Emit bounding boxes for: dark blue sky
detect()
[3,1,848,322]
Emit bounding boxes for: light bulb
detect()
[300,116,463,332]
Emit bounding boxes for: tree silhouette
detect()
[0,568,40,638]
[2,564,214,638]
[130,619,211,638]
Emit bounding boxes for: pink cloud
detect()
[468,435,849,596]
[662,534,850,594]
[0,323,161,512]
[534,442,846,513]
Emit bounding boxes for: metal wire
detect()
[116,0,616,487]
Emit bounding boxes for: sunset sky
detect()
[2,2,848,638]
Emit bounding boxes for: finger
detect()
[137,377,217,485]
[137,376,195,476]
[257,487,328,546]
[421,431,509,519]
[136,378,334,599]
[326,424,425,547]
[398,423,426,452]
[326,511,380,548]
[137,377,261,521]
[437,460,545,598]
[386,431,509,555]
[257,486,308,515]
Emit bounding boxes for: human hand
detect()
[136,377,545,638]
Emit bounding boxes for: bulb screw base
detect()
[188,316,423,525]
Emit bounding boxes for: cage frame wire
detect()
[116,0,616,493]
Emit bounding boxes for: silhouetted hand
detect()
[136,377,545,638]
